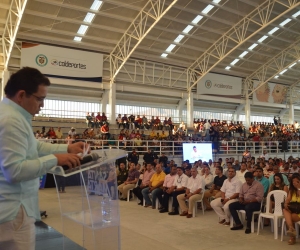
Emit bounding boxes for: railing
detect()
[33,111,187,124]
[38,139,300,159]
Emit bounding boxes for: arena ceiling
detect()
[1,0,300,112]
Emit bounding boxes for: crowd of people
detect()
[35,113,300,149]
[109,152,300,244]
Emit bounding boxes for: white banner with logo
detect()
[21,43,103,82]
[253,80,287,104]
[197,73,242,98]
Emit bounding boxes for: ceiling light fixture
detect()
[279,18,292,26]
[258,35,268,43]
[166,44,176,52]
[84,13,96,23]
[74,36,82,42]
[230,59,240,65]
[239,51,248,58]
[192,15,203,24]
[289,63,297,68]
[268,27,279,35]
[182,25,194,34]
[174,35,185,43]
[161,53,168,58]
[77,25,88,35]
[292,10,300,18]
[90,0,103,10]
[202,4,214,14]
[248,43,258,50]
[279,69,288,75]
[225,66,231,70]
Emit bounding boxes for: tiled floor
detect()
[39,187,299,250]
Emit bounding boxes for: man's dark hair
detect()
[4,67,50,97]
[245,172,254,179]
[150,162,155,167]
[256,167,263,172]
[216,166,223,172]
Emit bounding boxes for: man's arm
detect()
[0,118,77,183]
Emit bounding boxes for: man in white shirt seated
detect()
[210,168,242,226]
[177,168,205,218]
[236,162,248,184]
[168,166,189,215]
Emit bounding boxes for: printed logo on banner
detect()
[205,80,212,89]
[35,54,48,67]
[51,59,58,66]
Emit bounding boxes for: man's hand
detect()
[239,197,244,204]
[209,189,214,194]
[68,142,90,155]
[54,153,81,169]
[185,193,192,199]
[222,198,229,205]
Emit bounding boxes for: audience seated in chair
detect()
[203,166,227,211]
[254,167,269,197]
[177,167,205,218]
[132,162,155,205]
[236,162,248,184]
[117,163,128,186]
[141,164,166,208]
[166,166,189,215]
[282,174,300,245]
[118,162,140,201]
[158,166,178,213]
[210,168,242,225]
[229,171,264,234]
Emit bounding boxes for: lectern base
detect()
[35,221,85,250]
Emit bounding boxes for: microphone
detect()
[62,152,100,171]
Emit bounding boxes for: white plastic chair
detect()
[143,192,160,209]
[257,190,287,239]
[190,192,205,217]
[127,181,139,202]
[280,219,300,241]
[168,196,173,212]
[230,200,263,233]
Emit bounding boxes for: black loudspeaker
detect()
[281,141,288,151]
[212,141,219,152]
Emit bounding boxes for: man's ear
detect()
[14,90,26,104]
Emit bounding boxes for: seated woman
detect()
[268,173,288,213]
[283,174,300,245]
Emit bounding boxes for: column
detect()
[289,103,294,125]
[176,98,186,123]
[108,82,116,124]
[101,90,109,114]
[245,96,251,128]
[187,91,194,128]
[1,70,10,100]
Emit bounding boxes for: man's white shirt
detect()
[173,174,189,188]
[186,174,205,193]
[220,176,242,198]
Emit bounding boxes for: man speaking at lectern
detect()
[0,67,88,250]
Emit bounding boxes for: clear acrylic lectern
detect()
[48,149,127,250]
